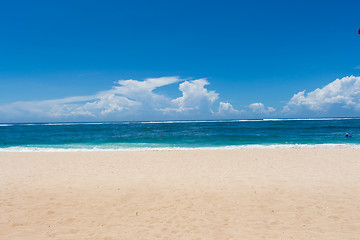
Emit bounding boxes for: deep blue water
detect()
[0,118,359,151]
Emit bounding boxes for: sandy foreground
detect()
[0,149,360,240]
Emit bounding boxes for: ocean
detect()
[0,118,359,151]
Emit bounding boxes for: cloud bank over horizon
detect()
[0,76,360,122]
[0,77,237,122]
[284,76,360,116]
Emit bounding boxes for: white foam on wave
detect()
[16,122,114,126]
[262,118,359,121]
[151,118,360,123]
[2,118,359,126]
[232,119,264,122]
[43,122,112,126]
[140,120,229,124]
[1,143,359,152]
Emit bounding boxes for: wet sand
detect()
[1,148,360,239]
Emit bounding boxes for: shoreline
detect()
[1,143,360,152]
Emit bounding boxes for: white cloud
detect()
[218,102,240,114]
[50,94,140,117]
[0,76,238,121]
[109,76,181,106]
[285,76,360,112]
[160,79,219,113]
[249,102,275,114]
[0,77,182,120]
[5,75,360,122]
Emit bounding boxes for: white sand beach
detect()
[1,148,360,239]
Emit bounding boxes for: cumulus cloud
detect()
[218,102,240,114]
[4,75,360,122]
[285,76,360,112]
[50,94,140,118]
[0,76,236,121]
[0,77,182,121]
[248,102,275,114]
[160,79,219,113]
[108,76,180,106]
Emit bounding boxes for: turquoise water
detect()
[0,118,359,151]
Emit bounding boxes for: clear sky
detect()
[0,0,359,122]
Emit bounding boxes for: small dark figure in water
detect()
[346,133,351,137]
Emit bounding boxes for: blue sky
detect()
[0,0,360,122]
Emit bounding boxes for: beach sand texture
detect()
[1,149,360,239]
